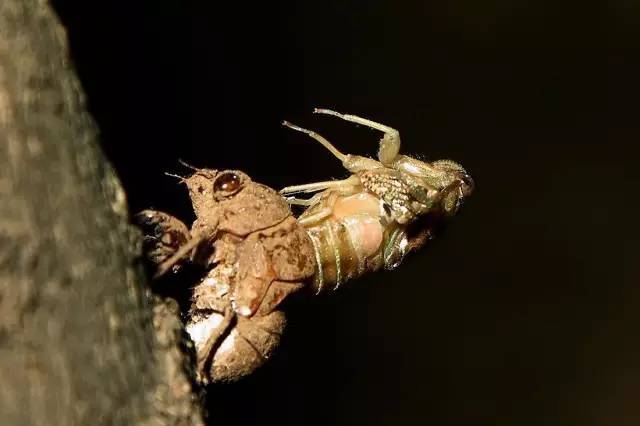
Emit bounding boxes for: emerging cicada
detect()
[137,109,473,384]
[281,109,474,293]
[136,168,315,383]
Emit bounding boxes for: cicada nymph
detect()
[136,168,315,383]
[281,109,474,293]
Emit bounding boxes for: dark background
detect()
[50,1,639,425]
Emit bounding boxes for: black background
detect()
[50,1,639,425]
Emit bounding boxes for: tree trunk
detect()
[0,1,205,424]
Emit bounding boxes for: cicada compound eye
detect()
[460,173,475,197]
[213,171,243,197]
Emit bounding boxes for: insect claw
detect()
[313,108,341,117]
[281,120,306,134]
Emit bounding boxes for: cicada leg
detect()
[281,176,362,227]
[282,120,348,162]
[282,118,381,173]
[284,194,333,227]
[280,175,360,196]
[135,209,215,278]
[154,235,206,279]
[285,195,320,206]
[196,307,234,382]
[313,108,401,166]
[296,207,333,227]
[135,210,191,275]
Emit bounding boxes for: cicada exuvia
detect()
[281,109,474,294]
[136,168,315,383]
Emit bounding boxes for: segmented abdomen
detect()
[302,197,404,294]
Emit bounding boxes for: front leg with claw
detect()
[196,307,235,383]
[135,210,192,276]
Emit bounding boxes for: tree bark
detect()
[0,1,205,425]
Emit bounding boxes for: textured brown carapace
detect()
[137,168,315,383]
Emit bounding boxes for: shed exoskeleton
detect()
[136,168,315,383]
[281,109,474,293]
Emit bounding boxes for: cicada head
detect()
[358,155,473,225]
[182,168,245,220]
[379,158,473,271]
[393,155,474,217]
[185,168,292,238]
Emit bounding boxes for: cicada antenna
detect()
[164,171,187,184]
[178,158,200,171]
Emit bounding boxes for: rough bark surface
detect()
[0,1,205,425]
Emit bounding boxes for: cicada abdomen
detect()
[281,109,474,294]
[298,188,401,293]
